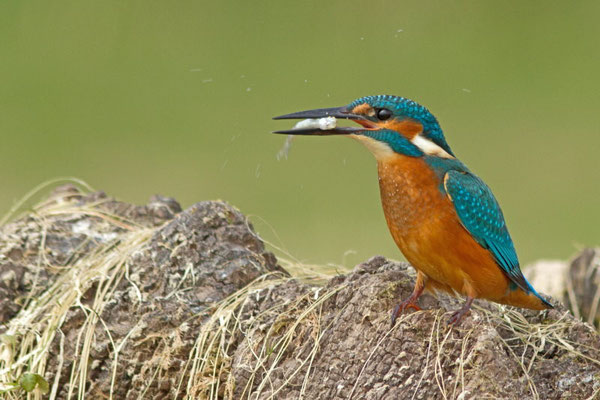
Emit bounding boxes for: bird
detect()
[273,94,552,325]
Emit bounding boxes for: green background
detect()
[1,1,598,268]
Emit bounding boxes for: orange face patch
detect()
[351,103,375,117]
[350,104,423,138]
[381,119,423,139]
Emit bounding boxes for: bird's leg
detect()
[391,271,426,326]
[448,296,474,325]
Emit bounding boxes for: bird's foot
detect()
[390,298,422,326]
[447,296,474,326]
[447,308,469,325]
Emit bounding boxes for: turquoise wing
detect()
[443,170,536,294]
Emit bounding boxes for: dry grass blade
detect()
[181,259,346,400]
[1,181,598,399]
[0,178,94,226]
[411,311,441,400]
[0,182,156,399]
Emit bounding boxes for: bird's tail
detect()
[499,286,553,310]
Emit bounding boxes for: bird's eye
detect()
[376,108,392,121]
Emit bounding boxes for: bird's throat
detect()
[377,156,444,235]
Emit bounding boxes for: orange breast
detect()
[377,156,512,302]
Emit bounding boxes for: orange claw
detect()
[390,298,422,326]
[391,271,426,326]
[404,302,422,312]
[447,296,474,326]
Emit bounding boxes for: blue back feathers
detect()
[443,170,551,306]
[348,95,455,157]
[349,95,550,306]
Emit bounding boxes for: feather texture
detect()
[443,170,551,307]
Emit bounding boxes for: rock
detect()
[0,186,599,399]
[567,248,600,327]
[524,259,569,299]
[0,185,182,324]
[526,248,600,329]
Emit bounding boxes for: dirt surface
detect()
[0,186,599,399]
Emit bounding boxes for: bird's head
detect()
[274,95,455,160]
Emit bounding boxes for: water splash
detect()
[277,135,295,160]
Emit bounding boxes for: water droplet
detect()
[277,135,295,160]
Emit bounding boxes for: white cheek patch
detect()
[411,135,454,158]
[351,135,396,159]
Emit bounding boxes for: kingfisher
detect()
[273,95,552,325]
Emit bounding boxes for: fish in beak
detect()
[273,106,373,136]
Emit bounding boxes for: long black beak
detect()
[273,106,368,135]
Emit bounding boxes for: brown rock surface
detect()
[0,185,599,399]
[567,248,600,328]
[526,248,600,329]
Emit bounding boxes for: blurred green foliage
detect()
[1,1,598,268]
